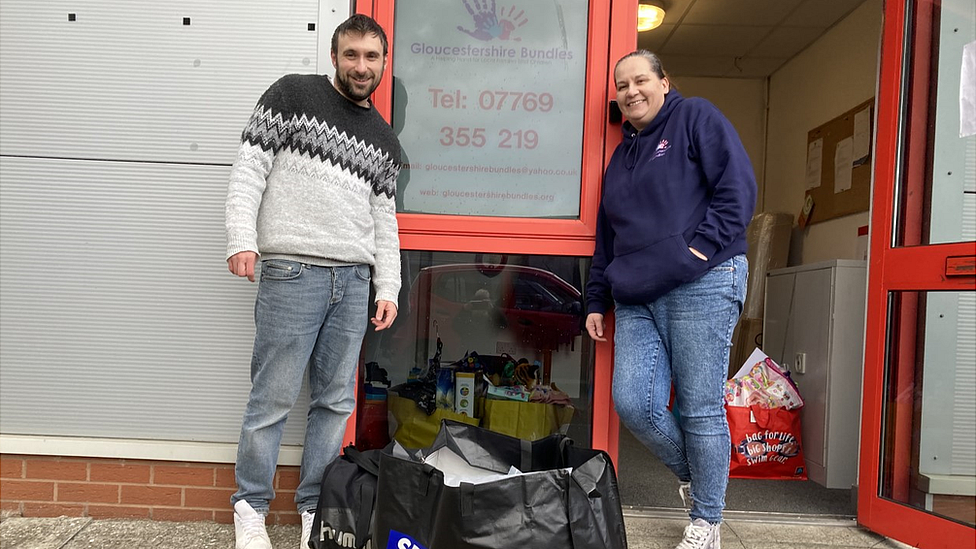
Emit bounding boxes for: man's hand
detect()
[371,300,398,331]
[227,251,258,282]
[586,312,607,342]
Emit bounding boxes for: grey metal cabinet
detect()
[763,260,867,489]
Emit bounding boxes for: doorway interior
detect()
[613,0,875,517]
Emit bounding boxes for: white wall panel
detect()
[0,0,319,164]
[0,156,312,444]
[0,0,354,456]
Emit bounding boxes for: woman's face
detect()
[614,56,670,132]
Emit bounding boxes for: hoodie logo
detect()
[652,139,670,159]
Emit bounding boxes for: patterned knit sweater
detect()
[225,74,402,305]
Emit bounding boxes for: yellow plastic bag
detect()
[388,393,479,448]
[481,399,574,441]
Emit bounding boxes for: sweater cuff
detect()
[374,293,399,309]
[586,300,609,316]
[226,235,258,260]
[689,235,719,260]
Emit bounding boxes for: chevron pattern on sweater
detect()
[275,154,371,196]
[290,114,397,199]
[242,107,397,199]
[241,105,293,154]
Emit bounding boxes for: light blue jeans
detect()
[612,255,746,524]
[232,260,370,515]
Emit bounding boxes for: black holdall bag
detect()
[372,420,628,549]
[309,445,381,549]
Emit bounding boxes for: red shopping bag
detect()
[728,404,807,480]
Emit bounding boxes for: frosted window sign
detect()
[391,0,588,218]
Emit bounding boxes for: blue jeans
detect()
[612,255,746,524]
[232,260,370,515]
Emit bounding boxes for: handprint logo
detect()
[457,0,527,42]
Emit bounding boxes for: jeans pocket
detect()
[353,264,371,282]
[709,257,736,272]
[260,260,303,281]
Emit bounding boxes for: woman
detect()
[585,50,755,549]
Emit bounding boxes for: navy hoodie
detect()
[586,90,756,314]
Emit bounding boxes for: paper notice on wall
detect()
[834,137,854,193]
[962,40,976,138]
[853,107,871,165]
[805,138,823,189]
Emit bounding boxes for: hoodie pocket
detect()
[605,234,710,304]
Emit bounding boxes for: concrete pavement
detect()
[0,508,912,549]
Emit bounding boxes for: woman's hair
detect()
[615,50,667,80]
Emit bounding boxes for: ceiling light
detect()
[637,1,666,32]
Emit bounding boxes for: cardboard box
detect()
[388,393,478,449]
[435,368,455,410]
[454,372,476,417]
[729,317,763,378]
[481,399,575,440]
[856,225,869,260]
[743,212,792,320]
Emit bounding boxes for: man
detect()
[224,14,400,549]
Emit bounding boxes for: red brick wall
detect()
[0,454,301,525]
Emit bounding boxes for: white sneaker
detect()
[675,518,721,549]
[234,500,273,549]
[678,481,693,509]
[300,509,315,549]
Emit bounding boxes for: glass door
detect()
[858,0,975,546]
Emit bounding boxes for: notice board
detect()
[802,98,874,225]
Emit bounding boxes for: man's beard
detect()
[335,69,382,103]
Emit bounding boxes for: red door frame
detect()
[342,0,636,458]
[858,0,976,546]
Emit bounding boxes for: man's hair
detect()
[331,14,389,56]
[615,49,667,80]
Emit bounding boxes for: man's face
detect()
[331,31,386,106]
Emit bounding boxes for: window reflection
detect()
[359,251,593,450]
[881,291,976,527]
[895,0,976,247]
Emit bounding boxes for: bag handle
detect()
[343,446,380,477]
[343,446,380,549]
[518,435,573,471]
[308,447,380,549]
[309,504,323,549]
[520,439,532,472]
[354,481,375,549]
[460,482,475,517]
